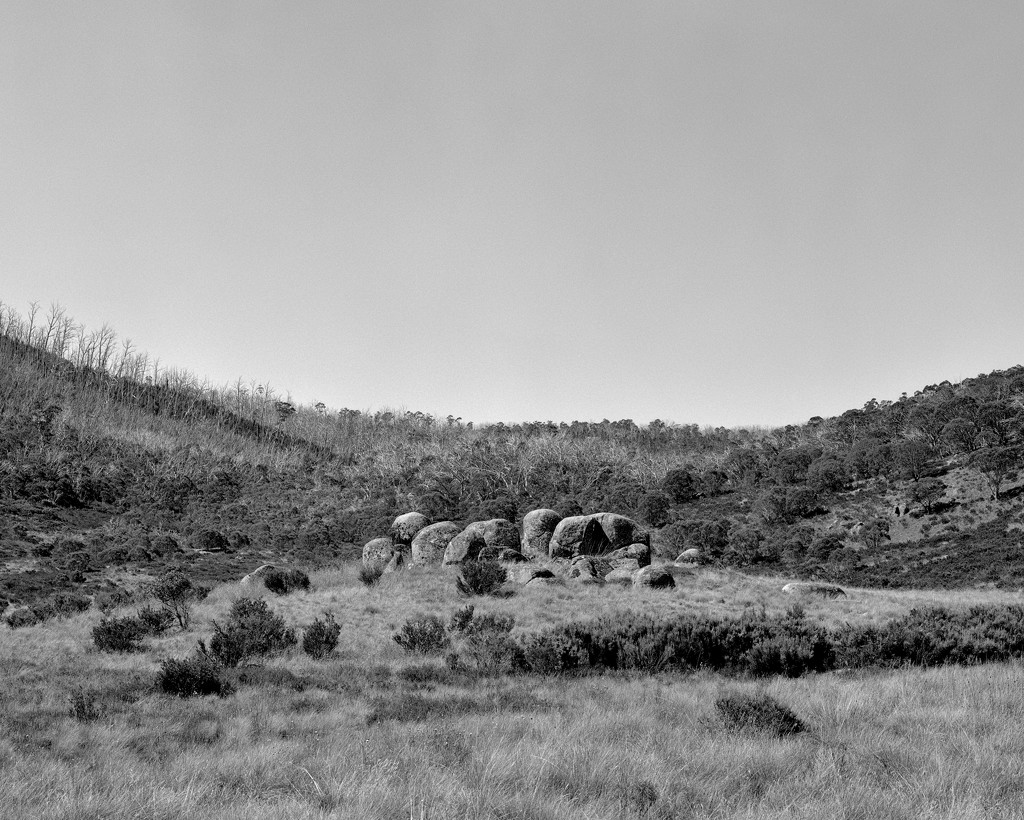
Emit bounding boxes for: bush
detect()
[50,591,91,618]
[92,616,145,652]
[456,560,507,596]
[205,598,297,667]
[715,693,805,737]
[359,564,385,587]
[447,610,521,676]
[263,568,311,595]
[393,615,450,655]
[67,687,101,722]
[302,612,341,659]
[152,571,197,629]
[136,605,174,635]
[5,607,43,629]
[158,655,232,698]
[94,587,134,613]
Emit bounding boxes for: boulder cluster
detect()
[361,509,675,588]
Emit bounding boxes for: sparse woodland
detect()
[5,301,1024,818]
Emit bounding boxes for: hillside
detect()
[2,301,1024,616]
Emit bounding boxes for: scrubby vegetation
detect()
[6,299,1024,816]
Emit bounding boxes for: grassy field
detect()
[3,565,1024,819]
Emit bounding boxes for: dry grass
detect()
[4,564,1024,819]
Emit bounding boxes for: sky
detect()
[3,2,1023,427]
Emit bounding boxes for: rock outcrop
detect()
[390,512,429,545]
[443,519,518,564]
[782,582,846,598]
[240,564,276,587]
[548,515,610,558]
[675,548,701,563]
[411,522,462,564]
[362,536,396,568]
[606,543,651,569]
[521,509,562,557]
[632,565,676,589]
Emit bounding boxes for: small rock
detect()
[782,582,846,598]
[633,565,676,589]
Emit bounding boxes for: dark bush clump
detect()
[205,598,297,667]
[456,560,507,596]
[715,693,806,737]
[50,591,92,618]
[359,564,385,587]
[135,605,174,636]
[5,607,44,629]
[92,616,145,652]
[152,571,197,629]
[393,615,450,655]
[68,687,102,722]
[158,655,233,698]
[263,568,311,595]
[302,612,341,659]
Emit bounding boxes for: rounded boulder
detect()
[389,512,429,545]
[521,509,562,558]
[362,537,395,568]
[411,522,462,565]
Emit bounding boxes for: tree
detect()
[970,446,1020,500]
[152,571,197,629]
[910,477,945,513]
[662,468,698,504]
[940,418,978,455]
[639,490,671,527]
[893,440,932,481]
[857,518,890,550]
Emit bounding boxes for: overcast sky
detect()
[3,2,1023,427]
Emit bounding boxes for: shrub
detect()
[359,563,385,587]
[715,693,805,737]
[50,591,91,618]
[263,567,311,595]
[158,655,232,698]
[455,560,507,596]
[94,587,134,613]
[68,687,101,722]
[205,598,297,667]
[92,616,145,652]
[5,608,43,629]
[448,611,521,676]
[302,612,341,659]
[393,615,450,655]
[152,571,197,629]
[136,605,174,635]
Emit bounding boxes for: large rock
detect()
[521,509,562,558]
[478,546,530,563]
[548,515,610,558]
[782,582,846,598]
[240,564,276,588]
[411,522,462,564]
[443,519,519,564]
[390,512,429,545]
[443,528,486,564]
[606,543,651,569]
[362,537,395,568]
[593,513,650,549]
[676,548,701,563]
[567,556,605,585]
[632,565,676,589]
[605,567,635,586]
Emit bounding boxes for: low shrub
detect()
[92,616,145,652]
[263,568,311,595]
[359,564,385,587]
[94,587,134,614]
[6,606,46,629]
[158,655,233,698]
[302,612,341,659]
[456,560,507,596]
[715,693,805,737]
[135,605,174,636]
[393,615,450,655]
[67,687,101,722]
[152,571,197,629]
[205,598,297,667]
[50,591,91,618]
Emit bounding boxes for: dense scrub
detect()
[3,300,1024,613]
